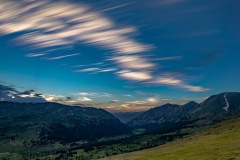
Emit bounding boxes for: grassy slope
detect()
[102,116,240,160]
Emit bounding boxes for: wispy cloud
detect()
[78,97,92,102]
[154,56,183,61]
[75,68,100,72]
[25,53,47,57]
[111,55,155,69]
[47,53,80,60]
[122,94,132,97]
[77,92,112,97]
[106,97,174,112]
[150,76,209,92]
[0,0,149,54]
[101,2,134,12]
[119,71,152,81]
[0,0,208,92]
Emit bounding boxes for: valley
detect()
[0,92,240,160]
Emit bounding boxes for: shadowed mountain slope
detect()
[0,101,131,143]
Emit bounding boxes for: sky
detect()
[0,0,239,112]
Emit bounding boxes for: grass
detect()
[101,116,240,160]
[1,117,240,160]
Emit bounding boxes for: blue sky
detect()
[0,0,239,112]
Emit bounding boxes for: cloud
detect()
[77,92,112,97]
[181,85,209,92]
[78,92,93,96]
[147,97,159,102]
[75,67,116,73]
[156,77,182,85]
[75,68,100,72]
[123,94,132,97]
[107,101,156,112]
[40,94,65,102]
[0,0,208,92]
[150,76,209,92]
[111,55,155,69]
[0,0,149,54]
[101,2,133,12]
[94,68,117,73]
[106,96,189,112]
[46,53,80,60]
[107,96,161,111]
[108,100,119,103]
[0,84,46,103]
[26,53,47,57]
[78,97,92,102]
[154,56,183,61]
[118,71,152,81]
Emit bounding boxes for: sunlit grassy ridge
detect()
[102,116,240,160]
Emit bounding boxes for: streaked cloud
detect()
[78,92,93,96]
[106,96,190,112]
[112,97,161,111]
[78,97,92,102]
[77,92,112,97]
[119,71,152,81]
[147,97,159,102]
[75,67,116,73]
[0,0,208,92]
[101,2,133,12]
[122,94,132,97]
[108,100,119,103]
[0,0,149,54]
[95,68,117,73]
[47,53,80,60]
[150,76,209,92]
[112,55,155,69]
[26,53,47,57]
[75,68,100,72]
[154,56,183,61]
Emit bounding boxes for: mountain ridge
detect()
[0,101,131,144]
[128,92,240,131]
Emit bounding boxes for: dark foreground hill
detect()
[0,101,131,144]
[128,92,240,131]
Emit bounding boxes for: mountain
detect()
[111,111,143,123]
[190,92,240,121]
[178,101,199,118]
[127,104,181,130]
[128,92,240,131]
[0,101,131,144]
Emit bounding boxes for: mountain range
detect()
[1,92,240,144]
[0,92,240,159]
[0,102,131,144]
[127,92,240,131]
